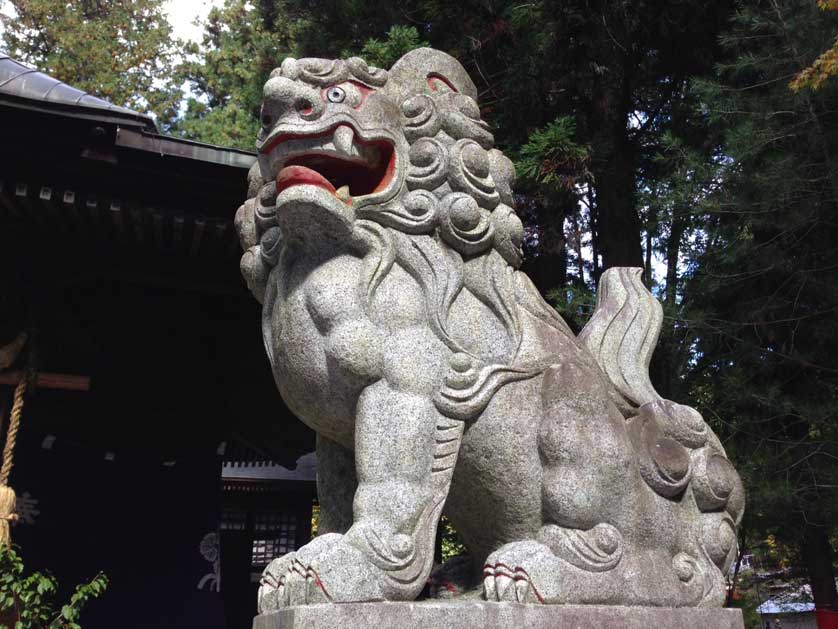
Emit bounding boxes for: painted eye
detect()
[327,87,346,103]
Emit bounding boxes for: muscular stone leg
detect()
[258,435,355,612]
[315,434,356,535]
[538,363,636,532]
[445,377,545,568]
[482,363,682,605]
[347,379,456,599]
[277,377,460,606]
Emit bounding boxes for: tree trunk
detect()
[522,201,568,294]
[589,66,643,272]
[649,207,685,399]
[801,520,838,612]
[725,529,747,607]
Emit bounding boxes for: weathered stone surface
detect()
[253,602,745,629]
[234,47,745,613]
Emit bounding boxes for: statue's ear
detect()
[382,47,478,103]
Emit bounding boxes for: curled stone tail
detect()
[578,267,663,407]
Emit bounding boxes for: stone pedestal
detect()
[253,601,745,629]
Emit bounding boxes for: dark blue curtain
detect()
[11,427,225,629]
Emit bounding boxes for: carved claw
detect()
[258,551,297,613]
[482,560,544,604]
[494,571,513,601]
[483,541,557,604]
[483,563,544,603]
[515,577,530,603]
[281,555,334,606]
[483,539,714,606]
[482,571,497,601]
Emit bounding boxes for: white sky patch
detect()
[0,2,17,40]
[164,0,226,44]
[161,0,226,115]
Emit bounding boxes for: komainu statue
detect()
[234,48,744,611]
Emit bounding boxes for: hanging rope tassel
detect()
[0,376,27,546]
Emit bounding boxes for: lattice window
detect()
[250,510,298,566]
[251,538,280,566]
[220,509,247,531]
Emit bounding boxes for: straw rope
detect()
[0,375,28,546]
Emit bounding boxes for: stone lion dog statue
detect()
[234,47,744,611]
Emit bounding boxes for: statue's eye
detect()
[327,87,346,103]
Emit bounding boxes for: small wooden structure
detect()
[756,599,817,629]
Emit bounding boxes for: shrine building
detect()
[0,54,317,628]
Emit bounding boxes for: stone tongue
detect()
[276,165,336,196]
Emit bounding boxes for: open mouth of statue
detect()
[261,124,396,204]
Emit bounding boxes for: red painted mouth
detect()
[266,122,397,204]
[275,143,395,203]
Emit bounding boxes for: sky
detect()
[164,0,226,43]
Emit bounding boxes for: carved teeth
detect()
[333,125,354,156]
[335,185,351,202]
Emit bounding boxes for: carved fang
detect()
[336,185,351,202]
[333,124,355,156]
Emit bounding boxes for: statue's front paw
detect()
[260,532,385,609]
[295,536,386,605]
[258,533,341,611]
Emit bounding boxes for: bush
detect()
[0,545,107,629]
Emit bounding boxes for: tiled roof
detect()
[757,585,818,615]
[757,600,815,614]
[222,452,317,482]
[0,53,156,130]
[0,54,257,167]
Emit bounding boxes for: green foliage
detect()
[279,0,409,60]
[727,584,762,629]
[310,502,319,538]
[791,0,838,90]
[0,0,182,127]
[438,516,466,562]
[546,283,597,332]
[170,0,295,149]
[0,545,107,629]
[173,99,261,152]
[351,26,428,69]
[683,0,838,557]
[515,118,590,191]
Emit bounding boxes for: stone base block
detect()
[253,601,745,629]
